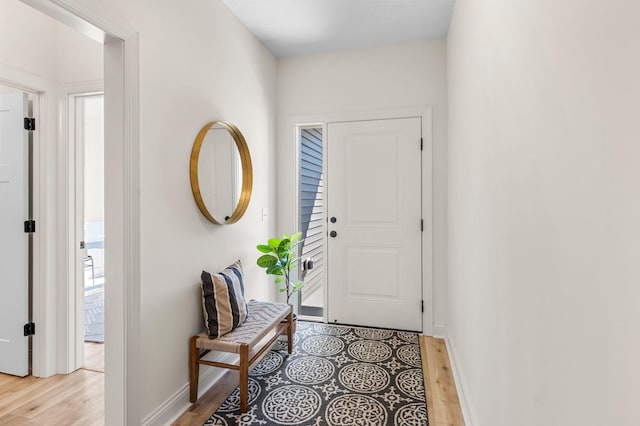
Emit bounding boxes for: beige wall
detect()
[276,40,449,329]
[447,0,640,424]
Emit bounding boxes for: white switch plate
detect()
[261,208,268,222]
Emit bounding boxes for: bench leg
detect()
[287,309,293,355]
[239,344,249,413]
[189,336,200,403]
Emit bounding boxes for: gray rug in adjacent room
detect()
[84,285,104,343]
[205,321,428,426]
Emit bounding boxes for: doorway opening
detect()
[71,92,105,372]
[17,0,139,421]
[297,126,325,319]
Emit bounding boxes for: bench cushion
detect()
[195,300,291,354]
[201,260,249,338]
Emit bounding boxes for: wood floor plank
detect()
[67,395,105,426]
[0,413,37,426]
[421,336,465,425]
[420,334,436,420]
[0,374,68,414]
[12,369,99,418]
[172,370,239,426]
[0,369,103,426]
[83,342,104,373]
[0,375,37,400]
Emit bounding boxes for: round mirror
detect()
[190,121,253,224]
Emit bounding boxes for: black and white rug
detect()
[204,321,428,426]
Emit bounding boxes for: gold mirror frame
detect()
[189,121,253,224]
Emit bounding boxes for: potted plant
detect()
[256,232,309,334]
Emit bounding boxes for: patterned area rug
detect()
[205,321,428,426]
[84,286,104,343]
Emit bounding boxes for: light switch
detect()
[261,208,268,222]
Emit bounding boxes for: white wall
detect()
[0,0,102,84]
[0,0,102,377]
[276,40,448,329]
[0,0,57,82]
[447,1,640,425]
[5,0,277,421]
[81,95,104,223]
[71,0,277,420]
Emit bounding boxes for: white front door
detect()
[0,93,30,376]
[326,118,422,331]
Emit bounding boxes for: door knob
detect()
[330,231,337,238]
[330,217,337,223]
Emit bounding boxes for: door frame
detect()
[295,124,328,321]
[67,87,104,372]
[285,107,434,335]
[21,0,141,424]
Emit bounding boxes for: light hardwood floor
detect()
[0,343,105,426]
[421,336,465,426]
[173,336,465,425]
[0,369,104,426]
[84,342,105,373]
[0,336,463,425]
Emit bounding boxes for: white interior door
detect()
[0,93,30,376]
[327,118,422,331]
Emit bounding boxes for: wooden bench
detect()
[189,300,293,413]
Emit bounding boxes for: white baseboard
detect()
[432,322,447,338]
[443,331,480,426]
[141,352,237,426]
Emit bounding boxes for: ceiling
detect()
[221,0,455,58]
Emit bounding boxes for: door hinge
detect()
[24,117,35,131]
[24,322,35,336]
[24,220,36,233]
[421,219,424,232]
[420,137,423,151]
[421,300,424,313]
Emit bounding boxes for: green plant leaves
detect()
[266,265,283,275]
[268,238,281,248]
[289,232,302,243]
[257,254,277,268]
[258,231,307,303]
[278,238,291,253]
[256,244,272,253]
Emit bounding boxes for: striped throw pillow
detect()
[201,260,249,339]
